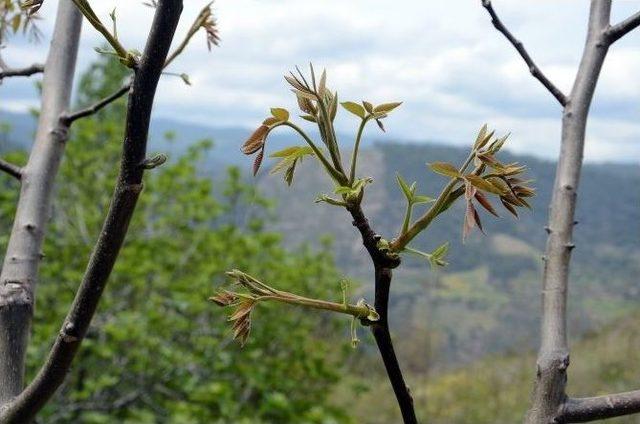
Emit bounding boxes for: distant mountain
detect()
[255,141,640,365]
[0,110,342,171]
[3,109,639,367]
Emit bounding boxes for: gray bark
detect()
[0,0,82,404]
[525,1,620,422]
[482,0,640,421]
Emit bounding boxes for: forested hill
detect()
[257,141,640,366]
[3,109,639,367]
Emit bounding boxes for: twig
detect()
[60,82,131,125]
[480,0,568,106]
[0,1,183,422]
[0,159,22,180]
[0,64,44,81]
[60,3,216,126]
[605,10,640,44]
[563,391,640,422]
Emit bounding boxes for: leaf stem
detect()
[71,0,130,64]
[390,151,475,251]
[283,122,348,185]
[316,98,345,175]
[349,116,371,184]
[401,201,412,236]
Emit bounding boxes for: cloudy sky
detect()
[1,0,639,162]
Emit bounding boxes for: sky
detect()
[1,0,639,163]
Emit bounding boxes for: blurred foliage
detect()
[0,56,351,423]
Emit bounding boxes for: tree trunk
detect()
[525,1,611,422]
[0,0,82,404]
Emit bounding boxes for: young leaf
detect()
[334,186,353,195]
[429,242,450,267]
[465,174,504,195]
[329,91,338,121]
[362,101,373,113]
[474,125,494,150]
[242,125,269,154]
[396,173,413,201]
[431,242,449,260]
[474,124,487,149]
[263,116,280,126]
[284,160,297,186]
[373,102,402,114]
[180,73,191,86]
[412,195,434,205]
[11,14,21,33]
[270,146,305,158]
[501,197,519,218]
[463,201,477,241]
[341,101,365,118]
[318,69,327,96]
[429,162,461,178]
[253,147,264,176]
[315,194,348,207]
[473,206,484,234]
[488,133,509,153]
[270,107,290,122]
[474,191,499,217]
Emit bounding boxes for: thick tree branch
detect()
[60,81,131,125]
[562,391,640,422]
[0,0,82,405]
[480,0,568,106]
[0,1,183,422]
[0,64,44,81]
[346,203,416,423]
[524,1,612,422]
[605,10,640,44]
[0,159,22,180]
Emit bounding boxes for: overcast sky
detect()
[1,0,639,162]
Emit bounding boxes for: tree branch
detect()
[480,0,568,106]
[0,1,183,422]
[60,81,131,125]
[346,203,416,423]
[524,1,612,422]
[563,391,640,422]
[605,10,640,44]
[0,159,22,180]
[0,64,44,81]
[0,0,83,405]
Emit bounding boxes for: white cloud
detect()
[0,0,638,163]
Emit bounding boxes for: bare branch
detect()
[563,391,640,422]
[0,0,82,405]
[60,81,131,125]
[605,10,640,44]
[0,159,22,180]
[480,0,568,106]
[0,1,183,421]
[524,1,613,422]
[0,64,44,81]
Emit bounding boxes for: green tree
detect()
[0,56,350,423]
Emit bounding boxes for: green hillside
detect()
[334,312,640,423]
[257,141,640,368]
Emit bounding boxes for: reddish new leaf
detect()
[474,191,499,217]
